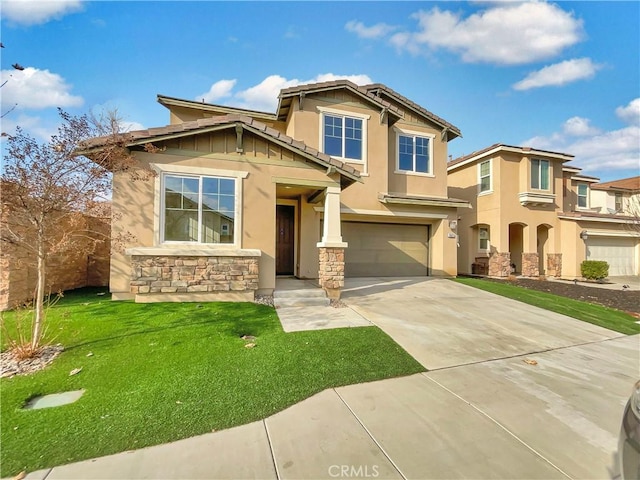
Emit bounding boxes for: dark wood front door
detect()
[276,205,295,275]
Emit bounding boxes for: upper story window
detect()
[163,174,235,244]
[531,159,550,190]
[479,160,492,193]
[323,114,363,161]
[394,128,434,175]
[615,192,623,212]
[577,183,588,208]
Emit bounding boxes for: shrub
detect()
[581,260,609,280]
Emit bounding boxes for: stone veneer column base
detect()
[318,247,344,300]
[488,252,511,277]
[521,253,540,277]
[546,253,562,278]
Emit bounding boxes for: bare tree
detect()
[0,108,143,354]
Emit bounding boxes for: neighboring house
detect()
[558,175,639,277]
[447,144,639,278]
[88,80,468,303]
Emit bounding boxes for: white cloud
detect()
[1,0,84,26]
[0,113,58,141]
[616,98,640,126]
[563,116,601,136]
[524,100,640,174]
[1,67,84,110]
[196,79,237,104]
[513,58,601,91]
[391,2,583,65]
[345,20,396,39]
[119,121,145,132]
[203,73,374,112]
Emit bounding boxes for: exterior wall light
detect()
[579,230,588,241]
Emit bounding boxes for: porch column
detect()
[317,186,347,299]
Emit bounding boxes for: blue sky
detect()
[1,0,639,182]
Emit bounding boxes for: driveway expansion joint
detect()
[262,419,281,480]
[332,388,408,480]
[425,375,573,479]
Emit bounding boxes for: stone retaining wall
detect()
[130,255,259,295]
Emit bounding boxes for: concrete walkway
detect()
[15,278,639,480]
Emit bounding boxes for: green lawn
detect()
[455,277,640,335]
[0,288,424,477]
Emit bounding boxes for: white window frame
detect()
[478,159,492,195]
[478,226,490,251]
[317,106,369,169]
[151,164,248,248]
[577,183,589,209]
[394,127,435,177]
[531,158,551,191]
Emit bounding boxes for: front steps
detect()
[273,287,330,308]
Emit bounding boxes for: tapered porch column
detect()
[317,186,347,299]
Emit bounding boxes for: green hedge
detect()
[581,260,609,280]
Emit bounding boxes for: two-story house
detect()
[447,144,639,278]
[90,80,468,303]
[558,175,639,276]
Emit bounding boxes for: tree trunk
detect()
[31,238,46,350]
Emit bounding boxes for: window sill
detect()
[126,246,261,257]
[477,190,493,197]
[393,170,434,178]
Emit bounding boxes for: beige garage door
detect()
[586,236,638,276]
[342,222,429,277]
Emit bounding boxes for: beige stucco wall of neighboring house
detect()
[110,128,342,298]
[449,151,565,275]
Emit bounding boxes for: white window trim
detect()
[393,127,435,177]
[531,158,551,192]
[478,226,490,252]
[317,106,369,172]
[577,183,589,209]
[151,163,248,248]
[477,159,493,196]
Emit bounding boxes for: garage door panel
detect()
[342,222,429,277]
[586,237,637,276]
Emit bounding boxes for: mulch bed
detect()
[479,277,640,317]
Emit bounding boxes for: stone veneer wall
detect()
[130,255,259,295]
[521,253,540,277]
[318,247,344,299]
[546,253,562,278]
[488,252,511,277]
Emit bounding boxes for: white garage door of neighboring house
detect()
[341,222,429,277]
[586,236,638,276]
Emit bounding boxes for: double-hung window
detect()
[323,114,363,161]
[531,159,550,190]
[163,174,235,244]
[577,183,588,208]
[615,192,623,212]
[479,227,490,251]
[395,129,434,175]
[479,160,491,193]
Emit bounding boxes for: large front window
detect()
[577,183,588,208]
[531,159,550,190]
[323,114,363,161]
[398,134,431,174]
[163,174,235,243]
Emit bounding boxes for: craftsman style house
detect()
[447,144,639,278]
[94,80,468,302]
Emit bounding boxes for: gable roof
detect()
[83,114,361,186]
[363,83,462,140]
[157,95,278,123]
[276,80,404,122]
[448,143,574,171]
[591,176,640,192]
